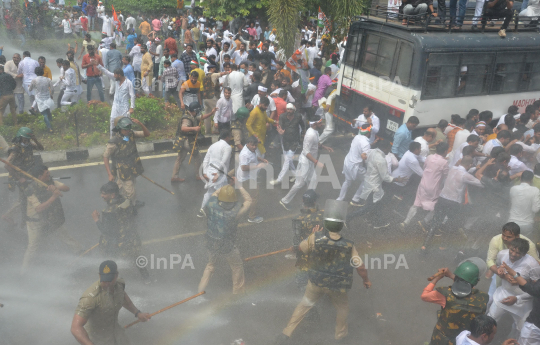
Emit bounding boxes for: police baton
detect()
[124,291,205,329]
[209,163,234,182]
[243,247,293,262]
[0,157,49,188]
[139,174,175,195]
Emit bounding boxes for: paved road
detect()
[0,136,509,345]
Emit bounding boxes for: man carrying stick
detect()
[2,127,44,227]
[103,117,150,208]
[171,102,216,183]
[71,260,151,345]
[276,200,371,344]
[198,176,252,295]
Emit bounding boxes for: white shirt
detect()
[292,80,316,108]
[101,15,112,36]
[214,96,233,123]
[301,127,320,160]
[60,68,78,92]
[482,138,502,156]
[17,57,40,85]
[493,250,538,317]
[497,113,521,126]
[359,148,395,203]
[307,46,319,68]
[354,113,380,144]
[206,47,217,59]
[203,139,232,188]
[98,65,136,119]
[455,331,480,345]
[62,19,72,33]
[251,94,276,118]
[129,45,143,71]
[448,141,469,168]
[343,135,370,178]
[231,50,248,66]
[452,129,471,154]
[228,71,245,113]
[509,155,532,176]
[391,150,424,186]
[125,17,136,30]
[236,145,260,182]
[414,136,429,161]
[439,165,483,203]
[269,88,295,103]
[509,183,540,226]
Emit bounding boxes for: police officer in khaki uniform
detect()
[103,117,150,207]
[198,179,252,295]
[92,181,150,283]
[292,189,324,290]
[276,200,371,344]
[21,164,83,275]
[71,260,151,345]
[2,127,44,225]
[171,102,216,183]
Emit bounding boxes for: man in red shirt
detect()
[80,13,89,37]
[81,45,105,102]
[164,34,178,56]
[273,90,287,121]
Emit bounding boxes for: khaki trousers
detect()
[241,180,259,219]
[0,94,17,125]
[21,222,83,275]
[172,149,201,178]
[282,281,349,340]
[117,172,136,203]
[198,246,245,294]
[203,97,218,134]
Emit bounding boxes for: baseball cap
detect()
[99,260,118,282]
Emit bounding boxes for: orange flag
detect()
[112,5,121,31]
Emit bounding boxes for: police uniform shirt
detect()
[26,180,65,220]
[103,131,145,159]
[74,278,130,345]
[301,231,361,265]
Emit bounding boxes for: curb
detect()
[33,135,218,165]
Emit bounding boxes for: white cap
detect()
[258,86,267,92]
[461,66,468,72]
[286,103,296,110]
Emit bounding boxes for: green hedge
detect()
[0,96,183,151]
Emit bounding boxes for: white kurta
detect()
[228,71,244,113]
[28,77,54,112]
[343,135,370,181]
[391,150,424,186]
[296,128,319,179]
[98,65,136,135]
[359,148,395,203]
[492,250,538,318]
[202,139,232,189]
[17,57,40,96]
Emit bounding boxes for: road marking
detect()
[141,214,295,246]
[0,150,208,178]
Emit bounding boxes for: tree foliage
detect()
[107,0,177,15]
[267,0,302,57]
[202,0,271,21]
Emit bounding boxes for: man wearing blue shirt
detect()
[170,54,187,84]
[391,116,420,159]
[122,56,135,83]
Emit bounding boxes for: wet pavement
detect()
[0,136,505,345]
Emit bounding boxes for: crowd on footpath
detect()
[5,3,540,345]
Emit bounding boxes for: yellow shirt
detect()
[141,52,153,75]
[486,133,497,141]
[192,67,205,90]
[245,106,275,154]
[43,65,52,80]
[139,21,151,36]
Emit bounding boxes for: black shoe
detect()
[28,108,37,116]
[134,200,145,208]
[274,334,290,345]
